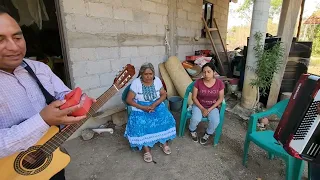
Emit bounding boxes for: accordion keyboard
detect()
[290,98,320,154]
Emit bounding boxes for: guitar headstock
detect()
[113,64,135,90]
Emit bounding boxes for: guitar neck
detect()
[41,85,118,154]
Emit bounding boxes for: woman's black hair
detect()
[201,62,216,72]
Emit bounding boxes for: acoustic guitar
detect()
[0,64,135,180]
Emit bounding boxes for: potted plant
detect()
[249,32,285,110]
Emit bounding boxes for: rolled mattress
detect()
[164,56,193,105]
[159,63,178,98]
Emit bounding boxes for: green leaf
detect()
[236,0,283,20]
[247,32,285,93]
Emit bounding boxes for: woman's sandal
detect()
[143,152,153,163]
[160,144,171,155]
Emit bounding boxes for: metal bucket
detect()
[168,96,183,112]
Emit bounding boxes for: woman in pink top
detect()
[189,63,225,145]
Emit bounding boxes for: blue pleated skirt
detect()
[124,100,176,150]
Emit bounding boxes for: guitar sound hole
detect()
[14,146,53,175]
[22,150,47,170]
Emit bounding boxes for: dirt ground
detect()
[63,105,309,180]
[62,64,318,180]
[308,65,320,76]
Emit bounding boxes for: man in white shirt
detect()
[0,6,91,180]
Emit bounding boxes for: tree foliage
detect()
[299,10,320,56]
[311,25,320,56]
[309,10,320,56]
[236,0,283,20]
[227,19,278,50]
[249,32,285,96]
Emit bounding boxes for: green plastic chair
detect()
[121,84,169,116]
[121,84,170,152]
[242,99,305,180]
[308,163,312,180]
[178,81,227,146]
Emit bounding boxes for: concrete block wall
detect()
[61,0,169,114]
[208,0,229,48]
[176,0,205,61]
[58,0,230,138]
[176,0,229,61]
[176,0,202,38]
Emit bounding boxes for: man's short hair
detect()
[0,6,18,22]
[0,6,10,15]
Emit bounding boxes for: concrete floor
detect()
[63,111,308,180]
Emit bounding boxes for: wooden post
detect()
[296,0,305,40]
[267,0,303,108]
[240,0,271,109]
[277,0,290,36]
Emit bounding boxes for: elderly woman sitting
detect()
[124,63,176,163]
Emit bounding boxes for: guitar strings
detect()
[28,78,128,168]
[28,84,124,169]
[25,88,117,170]
[32,83,125,169]
[25,105,102,169]
[25,108,99,169]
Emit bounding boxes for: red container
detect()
[200,50,211,56]
[229,78,239,85]
[186,55,204,61]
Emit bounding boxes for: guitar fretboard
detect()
[40,86,118,155]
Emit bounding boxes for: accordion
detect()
[274,74,320,162]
